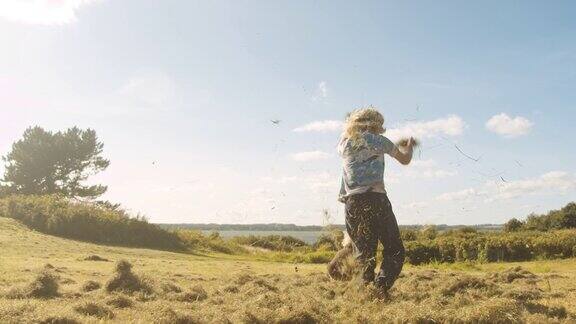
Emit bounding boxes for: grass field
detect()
[1,217,575,323]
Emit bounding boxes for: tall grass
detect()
[0,195,183,251]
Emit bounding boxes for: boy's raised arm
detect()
[391,137,416,165]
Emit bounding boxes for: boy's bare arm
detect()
[392,137,416,165]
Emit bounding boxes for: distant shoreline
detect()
[158,223,503,232]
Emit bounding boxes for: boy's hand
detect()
[397,137,419,149]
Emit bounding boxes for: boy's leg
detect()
[375,195,405,291]
[345,193,380,283]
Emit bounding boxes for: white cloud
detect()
[261,172,337,194]
[304,172,337,193]
[436,188,479,202]
[386,115,466,141]
[435,171,576,203]
[486,171,576,201]
[0,0,99,25]
[261,176,299,184]
[292,115,466,140]
[120,72,177,107]
[486,113,533,138]
[396,159,458,180]
[290,150,332,162]
[293,120,343,133]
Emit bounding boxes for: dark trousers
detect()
[345,192,405,290]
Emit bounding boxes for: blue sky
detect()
[1,0,575,225]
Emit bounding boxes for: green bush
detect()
[313,230,344,251]
[176,230,245,254]
[521,202,576,231]
[403,229,576,265]
[230,234,308,252]
[0,195,183,251]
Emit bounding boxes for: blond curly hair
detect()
[342,107,385,147]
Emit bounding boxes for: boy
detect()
[329,107,416,292]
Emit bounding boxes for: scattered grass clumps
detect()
[525,303,568,319]
[105,260,152,294]
[161,282,182,293]
[441,276,493,296]
[488,266,537,283]
[502,287,543,301]
[81,280,101,292]
[153,308,200,324]
[73,302,114,319]
[105,295,134,309]
[38,316,81,324]
[276,311,319,324]
[7,266,59,299]
[83,255,109,262]
[171,285,208,302]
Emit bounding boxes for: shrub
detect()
[504,218,524,232]
[313,230,344,251]
[0,195,183,251]
[176,230,245,254]
[230,234,308,252]
[403,229,576,265]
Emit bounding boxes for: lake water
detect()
[202,230,326,244]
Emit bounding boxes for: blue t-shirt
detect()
[338,133,398,202]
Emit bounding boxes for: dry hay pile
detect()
[5,265,60,299]
[105,259,153,294]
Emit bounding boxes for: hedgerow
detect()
[0,195,183,251]
[404,229,576,265]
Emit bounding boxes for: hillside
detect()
[1,217,576,323]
